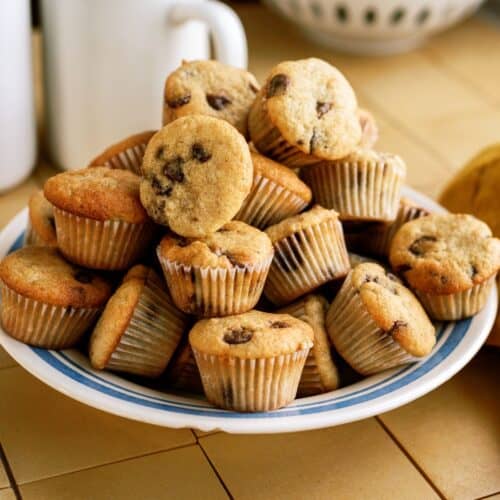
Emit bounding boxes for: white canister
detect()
[0,0,36,192]
[41,0,248,171]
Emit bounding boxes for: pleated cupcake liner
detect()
[278,299,339,396]
[264,218,350,305]
[54,207,155,270]
[0,282,99,349]
[104,272,188,377]
[234,173,310,229]
[166,341,203,393]
[23,222,45,247]
[192,348,310,412]
[301,158,405,222]
[99,143,147,175]
[346,202,429,257]
[326,274,417,375]
[158,252,273,317]
[415,274,497,321]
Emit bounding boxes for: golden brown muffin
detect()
[25,190,57,247]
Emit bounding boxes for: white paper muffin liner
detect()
[278,299,339,396]
[302,158,404,221]
[264,218,350,305]
[54,207,155,270]
[99,143,147,175]
[23,222,45,247]
[192,348,310,412]
[415,274,497,321]
[346,202,429,257]
[158,252,273,317]
[234,173,310,229]
[0,282,99,349]
[326,274,417,375]
[166,341,203,393]
[104,272,187,377]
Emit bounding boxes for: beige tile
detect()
[0,367,195,484]
[0,348,16,371]
[20,445,227,500]
[0,489,15,500]
[0,459,9,489]
[192,429,221,438]
[380,348,500,500]
[200,418,439,500]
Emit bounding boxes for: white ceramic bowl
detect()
[262,0,485,54]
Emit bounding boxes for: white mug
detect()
[41,0,247,170]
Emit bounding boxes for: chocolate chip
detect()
[316,101,332,118]
[441,275,449,285]
[470,264,478,278]
[48,216,55,230]
[275,244,304,272]
[163,157,184,183]
[206,94,231,110]
[223,327,254,344]
[223,252,240,267]
[150,175,173,197]
[409,235,437,256]
[387,320,407,336]
[267,74,289,98]
[191,143,211,163]
[396,264,412,274]
[297,139,304,146]
[167,94,191,108]
[155,146,165,159]
[270,321,289,329]
[309,128,317,153]
[74,270,92,284]
[249,82,259,94]
[217,227,230,233]
[176,236,190,247]
[387,273,399,282]
[364,275,380,284]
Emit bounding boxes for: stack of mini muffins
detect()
[1,58,499,413]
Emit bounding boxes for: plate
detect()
[0,186,497,434]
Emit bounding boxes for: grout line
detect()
[475,492,500,500]
[198,440,234,500]
[375,417,446,500]
[0,443,22,500]
[17,441,196,488]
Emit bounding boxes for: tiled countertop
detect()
[1,5,499,499]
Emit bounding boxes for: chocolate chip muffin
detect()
[327,263,435,375]
[24,190,57,247]
[140,115,253,238]
[157,220,273,317]
[88,130,156,175]
[301,148,406,222]
[357,108,378,149]
[44,167,155,270]
[234,152,312,229]
[90,265,189,377]
[189,310,314,411]
[345,198,429,257]
[278,294,339,396]
[162,59,259,136]
[389,214,500,320]
[0,247,111,348]
[264,205,350,305]
[248,58,361,167]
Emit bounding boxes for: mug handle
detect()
[168,1,248,69]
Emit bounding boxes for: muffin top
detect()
[350,263,436,356]
[189,310,314,358]
[0,247,112,308]
[357,108,378,149]
[158,221,273,269]
[163,60,259,136]
[121,264,151,283]
[251,152,312,202]
[28,190,57,246]
[390,214,500,294]
[265,205,338,242]
[255,58,361,160]
[140,115,253,237]
[44,167,148,224]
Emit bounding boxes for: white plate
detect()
[0,186,496,433]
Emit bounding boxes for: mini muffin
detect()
[389,214,500,320]
[44,167,155,270]
[357,108,378,149]
[88,130,156,175]
[327,263,435,375]
[0,247,111,348]
[89,265,188,377]
[157,221,273,317]
[249,58,361,167]
[24,190,57,247]
[189,310,314,412]
[264,206,350,305]
[278,294,339,396]
[234,152,312,229]
[165,338,203,393]
[162,59,259,136]
[301,149,406,222]
[140,115,253,238]
[345,198,429,257]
